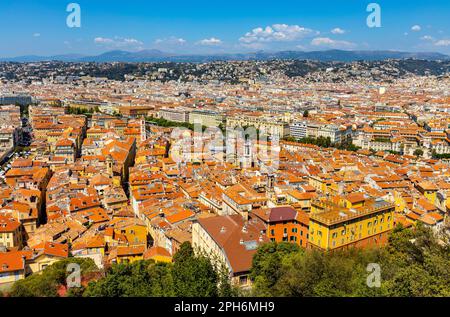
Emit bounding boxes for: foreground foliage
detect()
[8,225,449,297]
[251,224,450,297]
[9,258,98,297]
[84,242,237,297]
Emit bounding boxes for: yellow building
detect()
[110,245,145,264]
[416,181,438,204]
[0,215,23,249]
[26,242,69,274]
[308,174,333,194]
[286,190,317,212]
[309,196,395,251]
[143,246,172,263]
[0,251,26,288]
[86,126,109,140]
[71,235,106,269]
[135,148,166,165]
[110,218,148,246]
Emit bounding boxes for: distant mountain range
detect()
[1,49,449,63]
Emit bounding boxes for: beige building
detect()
[189,110,225,127]
[227,116,290,138]
[159,107,190,123]
[192,214,268,288]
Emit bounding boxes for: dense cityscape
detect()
[0,57,449,298]
[1,0,450,306]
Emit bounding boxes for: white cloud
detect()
[311,37,356,49]
[435,39,450,47]
[411,25,421,32]
[331,28,345,35]
[239,24,319,43]
[94,37,144,49]
[33,33,41,37]
[417,35,450,47]
[154,37,187,45]
[94,37,114,44]
[198,37,223,46]
[420,35,434,41]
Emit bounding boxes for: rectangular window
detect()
[239,275,248,285]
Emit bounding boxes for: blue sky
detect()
[0,0,449,57]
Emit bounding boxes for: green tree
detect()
[172,242,219,297]
[250,224,450,297]
[9,258,97,297]
[413,149,424,157]
[283,136,297,142]
[84,260,174,297]
[251,242,300,296]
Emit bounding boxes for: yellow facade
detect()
[0,270,24,287]
[423,190,437,204]
[148,254,172,263]
[113,224,147,246]
[308,175,333,194]
[0,229,23,249]
[116,254,143,264]
[309,198,395,251]
[27,254,64,274]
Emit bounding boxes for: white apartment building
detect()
[158,107,190,123]
[289,121,307,139]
